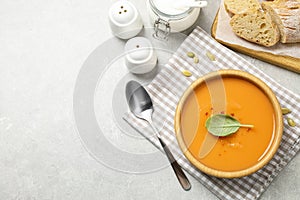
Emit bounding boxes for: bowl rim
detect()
[174,69,283,178]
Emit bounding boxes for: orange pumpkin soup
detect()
[180,76,275,172]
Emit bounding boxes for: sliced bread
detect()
[224,0,262,16]
[262,0,300,43]
[230,9,280,47]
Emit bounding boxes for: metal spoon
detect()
[125,80,191,191]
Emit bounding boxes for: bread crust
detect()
[262,0,300,43]
[224,0,262,16]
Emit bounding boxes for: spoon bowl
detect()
[126,81,153,119]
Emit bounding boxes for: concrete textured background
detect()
[0,0,299,199]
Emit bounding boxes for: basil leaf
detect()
[205,114,253,137]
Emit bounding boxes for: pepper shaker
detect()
[124,37,157,74]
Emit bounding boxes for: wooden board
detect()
[211,11,300,74]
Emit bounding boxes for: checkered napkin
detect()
[123,27,300,200]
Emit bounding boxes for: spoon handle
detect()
[146,115,191,191]
[157,137,191,191]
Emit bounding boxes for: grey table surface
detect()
[0,0,299,199]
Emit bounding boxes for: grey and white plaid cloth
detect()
[123,27,300,200]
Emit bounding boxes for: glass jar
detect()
[147,0,204,40]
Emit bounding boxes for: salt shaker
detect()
[124,37,157,74]
[109,0,143,39]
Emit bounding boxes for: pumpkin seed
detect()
[194,56,199,63]
[187,52,195,58]
[281,108,291,115]
[182,70,192,77]
[287,118,296,127]
[206,51,216,61]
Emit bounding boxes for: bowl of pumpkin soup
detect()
[174,69,283,178]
